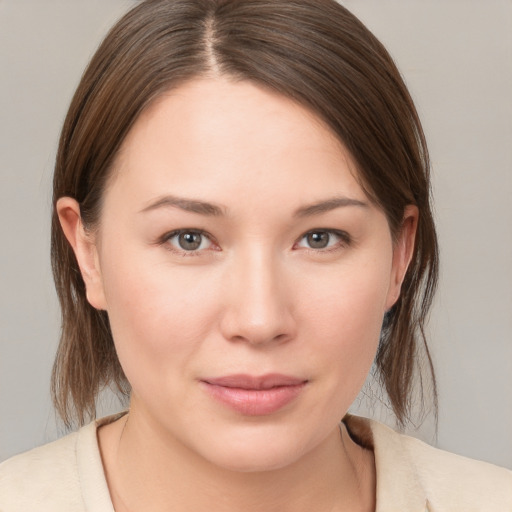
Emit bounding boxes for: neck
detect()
[99,410,375,512]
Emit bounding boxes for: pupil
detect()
[308,232,329,248]
[179,232,201,250]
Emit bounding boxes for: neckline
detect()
[77,412,427,512]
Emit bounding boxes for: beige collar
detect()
[344,415,430,512]
[87,412,430,511]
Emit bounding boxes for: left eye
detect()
[165,230,213,252]
[296,230,347,250]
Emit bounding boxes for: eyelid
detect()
[159,229,219,256]
[157,227,351,255]
[294,229,352,251]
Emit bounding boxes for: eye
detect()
[163,230,214,253]
[295,230,350,250]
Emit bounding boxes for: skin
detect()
[58,77,417,512]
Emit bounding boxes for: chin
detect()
[193,423,315,474]
[209,446,303,474]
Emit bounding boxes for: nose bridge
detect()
[221,244,294,345]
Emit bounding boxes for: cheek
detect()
[302,255,391,340]
[299,257,391,392]
[98,248,221,387]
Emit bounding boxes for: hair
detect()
[51,0,439,428]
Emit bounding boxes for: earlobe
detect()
[56,197,107,310]
[385,205,418,310]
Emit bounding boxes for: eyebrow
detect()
[140,194,368,217]
[140,195,225,216]
[293,196,369,217]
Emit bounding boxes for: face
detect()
[61,78,415,472]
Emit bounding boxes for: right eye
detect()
[163,230,214,254]
[294,229,351,252]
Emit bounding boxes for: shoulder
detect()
[345,415,512,511]
[0,429,83,510]
[399,430,512,510]
[0,417,115,512]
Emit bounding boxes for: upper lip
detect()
[202,374,307,390]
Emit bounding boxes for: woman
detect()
[1,0,510,510]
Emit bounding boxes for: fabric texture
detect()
[1,414,511,511]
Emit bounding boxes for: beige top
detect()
[1,414,511,511]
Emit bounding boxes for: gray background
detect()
[1,1,511,469]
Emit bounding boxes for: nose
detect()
[219,249,296,346]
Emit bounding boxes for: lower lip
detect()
[201,381,306,416]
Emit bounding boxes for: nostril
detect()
[218,267,296,345]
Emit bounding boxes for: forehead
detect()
[108,77,368,212]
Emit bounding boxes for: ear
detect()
[56,197,107,310]
[385,205,418,310]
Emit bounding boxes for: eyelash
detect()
[159,229,218,257]
[294,229,352,253]
[158,228,352,256]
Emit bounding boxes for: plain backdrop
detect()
[1,0,511,469]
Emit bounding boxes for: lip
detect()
[201,374,307,416]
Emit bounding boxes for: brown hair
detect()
[51,0,438,427]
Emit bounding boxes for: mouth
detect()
[200,374,308,416]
